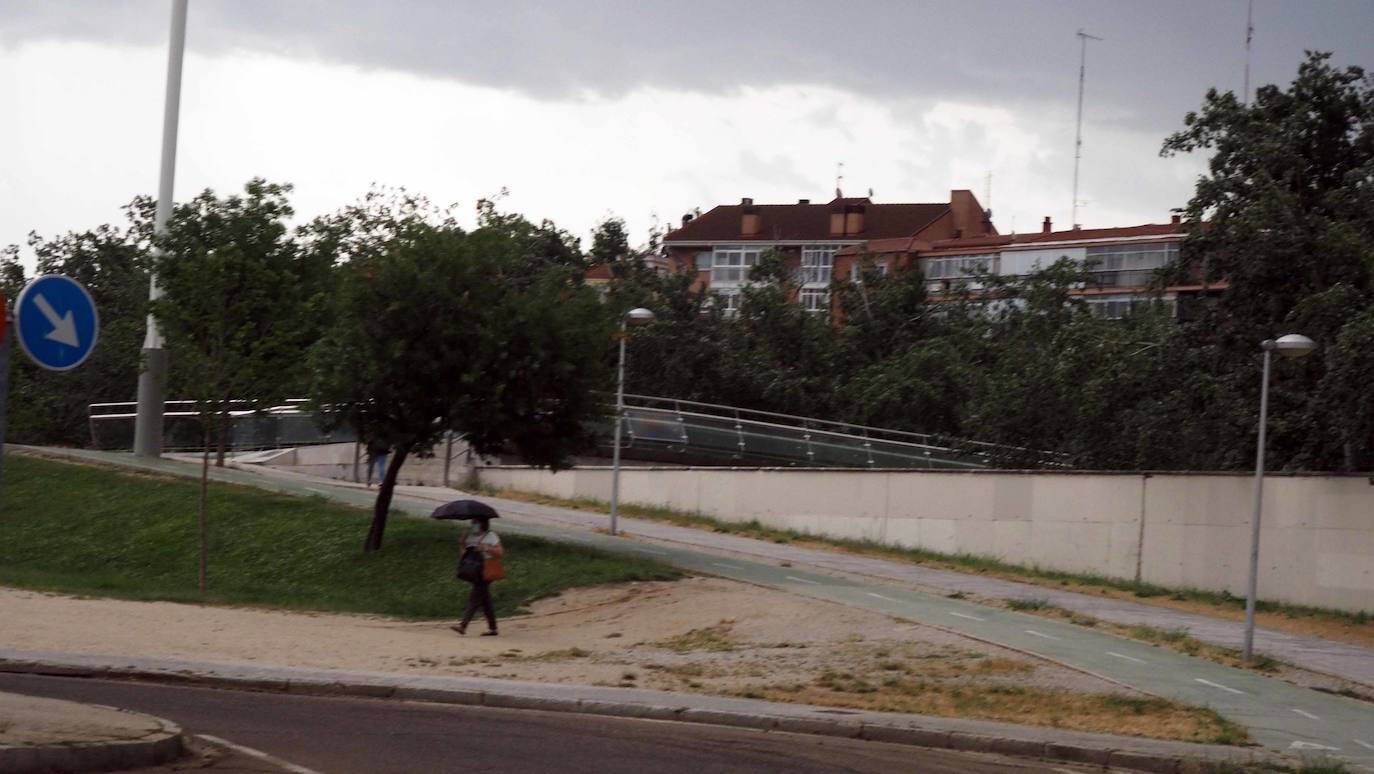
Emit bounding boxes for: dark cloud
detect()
[2,0,1371,136]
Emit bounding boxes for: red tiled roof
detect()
[664,197,950,243]
[1002,222,1188,245]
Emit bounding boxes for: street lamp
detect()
[1242,333,1317,661]
[610,307,655,536]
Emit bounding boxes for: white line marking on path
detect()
[710,562,737,569]
[1195,678,1245,695]
[1291,709,1321,721]
[1024,630,1058,640]
[199,735,323,774]
[866,592,898,602]
[637,548,668,555]
[1354,739,1374,751]
[948,612,986,622]
[1289,740,1340,751]
[1106,652,1146,664]
[785,575,819,585]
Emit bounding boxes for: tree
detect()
[1162,51,1374,469]
[150,179,310,593]
[309,192,614,552]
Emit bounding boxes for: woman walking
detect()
[453,516,503,636]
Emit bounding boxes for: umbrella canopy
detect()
[431,499,500,521]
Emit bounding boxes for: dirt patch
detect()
[0,579,1241,743]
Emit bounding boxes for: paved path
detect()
[0,656,1269,772]
[17,447,1374,771]
[0,672,1130,774]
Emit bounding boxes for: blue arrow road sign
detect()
[14,274,100,371]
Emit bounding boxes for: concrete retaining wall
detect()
[248,442,475,487]
[477,466,1374,613]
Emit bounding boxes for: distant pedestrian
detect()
[365,440,389,487]
[452,516,504,636]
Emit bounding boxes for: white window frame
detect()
[713,287,743,318]
[799,287,830,313]
[800,244,841,286]
[850,260,889,282]
[711,246,765,285]
[1085,243,1179,287]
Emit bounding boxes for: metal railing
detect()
[609,394,1066,469]
[88,395,1065,469]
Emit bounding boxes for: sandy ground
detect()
[0,578,1120,698]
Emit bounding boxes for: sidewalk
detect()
[0,689,183,773]
[0,648,1280,773]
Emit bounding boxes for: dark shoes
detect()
[451,624,498,637]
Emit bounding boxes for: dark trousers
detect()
[462,581,497,631]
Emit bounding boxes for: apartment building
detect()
[835,215,1215,320]
[661,191,996,315]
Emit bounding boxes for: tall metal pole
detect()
[609,322,627,536]
[0,305,12,493]
[1243,0,1254,105]
[134,0,188,458]
[1071,29,1102,231]
[1242,343,1273,661]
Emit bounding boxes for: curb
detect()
[0,706,183,774]
[0,657,1284,774]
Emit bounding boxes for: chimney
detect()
[1170,213,1182,225]
[844,203,865,236]
[797,198,810,205]
[681,213,694,227]
[741,199,761,237]
[1042,216,1053,234]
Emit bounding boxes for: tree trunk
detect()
[363,444,410,553]
[199,421,210,597]
[215,397,230,467]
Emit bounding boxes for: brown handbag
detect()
[482,555,506,582]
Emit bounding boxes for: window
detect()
[711,246,764,284]
[713,288,743,318]
[925,254,998,281]
[694,251,712,271]
[800,244,841,285]
[850,260,889,282]
[1085,242,1179,287]
[800,287,830,313]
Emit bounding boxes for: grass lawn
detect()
[0,454,680,619]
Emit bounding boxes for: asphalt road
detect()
[2,673,1100,774]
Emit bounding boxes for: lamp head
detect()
[1265,333,1317,359]
[624,307,655,326]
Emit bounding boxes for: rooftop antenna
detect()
[835,161,844,198]
[1243,0,1254,104]
[984,171,993,211]
[1071,28,1102,231]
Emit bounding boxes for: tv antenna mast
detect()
[1071,28,1102,231]
[835,161,844,198]
[1243,0,1254,104]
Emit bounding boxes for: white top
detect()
[463,529,501,555]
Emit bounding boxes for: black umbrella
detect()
[430,499,500,521]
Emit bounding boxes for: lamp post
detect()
[1242,333,1316,661]
[610,307,655,536]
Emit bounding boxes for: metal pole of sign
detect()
[0,305,11,494]
[134,0,188,458]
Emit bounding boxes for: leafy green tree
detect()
[150,178,312,592]
[309,193,614,552]
[1162,50,1374,470]
[153,179,312,466]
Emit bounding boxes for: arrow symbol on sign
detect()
[34,294,80,347]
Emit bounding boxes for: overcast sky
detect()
[3,1,1371,268]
